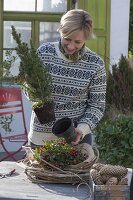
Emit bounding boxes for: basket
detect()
[18,143,99,184]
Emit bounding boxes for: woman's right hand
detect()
[71,128,83,145]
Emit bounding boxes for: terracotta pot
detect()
[34,101,55,124]
[52,117,77,144]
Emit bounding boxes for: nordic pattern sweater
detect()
[28,41,106,145]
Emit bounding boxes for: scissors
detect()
[0,169,16,179]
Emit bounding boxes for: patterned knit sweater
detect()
[28,41,106,145]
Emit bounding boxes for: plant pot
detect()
[52,117,77,144]
[33,101,55,124]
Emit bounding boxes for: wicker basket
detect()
[18,143,99,184]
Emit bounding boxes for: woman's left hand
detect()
[71,128,83,145]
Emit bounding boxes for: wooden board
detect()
[0,161,91,200]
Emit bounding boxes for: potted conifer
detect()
[3,25,55,124]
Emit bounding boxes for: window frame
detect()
[0,0,75,76]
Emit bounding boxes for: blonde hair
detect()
[58,9,94,40]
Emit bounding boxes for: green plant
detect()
[94,115,133,168]
[34,139,86,169]
[106,54,133,114]
[0,113,14,134]
[3,25,52,107]
[2,50,16,84]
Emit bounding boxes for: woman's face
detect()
[61,30,85,55]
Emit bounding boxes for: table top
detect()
[0,161,91,200]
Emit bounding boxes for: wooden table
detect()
[0,161,91,200]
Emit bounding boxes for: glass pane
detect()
[4,0,35,11]
[4,21,31,48]
[40,22,60,44]
[37,0,67,12]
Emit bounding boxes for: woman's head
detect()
[58,9,94,40]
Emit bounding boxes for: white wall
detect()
[110,0,130,65]
[22,92,32,132]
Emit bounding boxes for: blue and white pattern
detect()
[29,41,106,144]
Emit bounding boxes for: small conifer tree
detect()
[3,26,52,108]
[106,54,133,114]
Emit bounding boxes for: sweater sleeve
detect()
[77,63,106,135]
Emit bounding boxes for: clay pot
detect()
[52,117,77,144]
[34,101,55,124]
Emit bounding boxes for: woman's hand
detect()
[71,128,83,145]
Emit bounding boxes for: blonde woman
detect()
[28,9,106,148]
